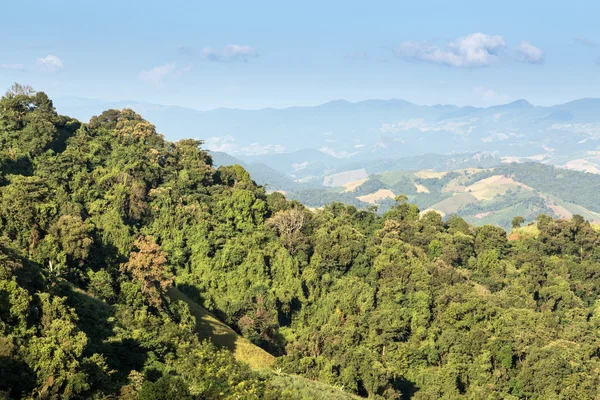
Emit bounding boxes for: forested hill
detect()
[3,85,600,399]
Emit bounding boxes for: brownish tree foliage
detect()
[121,235,173,308]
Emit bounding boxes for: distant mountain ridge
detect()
[55,96,600,164]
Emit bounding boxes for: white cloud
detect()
[138,63,191,84]
[203,136,284,155]
[138,63,175,84]
[292,161,310,172]
[380,118,477,135]
[319,147,358,158]
[474,86,511,105]
[395,33,506,67]
[481,132,509,143]
[36,55,64,72]
[0,64,26,71]
[240,143,285,155]
[204,135,237,153]
[202,44,259,62]
[515,41,544,64]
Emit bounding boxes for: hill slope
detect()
[306,163,600,230]
[6,87,600,399]
[167,287,275,369]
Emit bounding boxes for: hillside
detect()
[0,87,357,399]
[166,287,275,369]
[167,287,360,400]
[5,87,600,399]
[247,161,600,230]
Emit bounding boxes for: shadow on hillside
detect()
[393,377,419,400]
[0,355,35,398]
[172,284,277,368]
[167,285,239,353]
[177,283,230,323]
[66,288,148,385]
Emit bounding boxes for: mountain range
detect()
[55,96,600,164]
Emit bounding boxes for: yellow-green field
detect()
[414,170,447,179]
[462,175,532,200]
[425,192,479,215]
[168,287,363,399]
[323,169,368,187]
[342,178,368,192]
[357,188,396,204]
[262,372,362,400]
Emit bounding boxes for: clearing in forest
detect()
[357,189,396,204]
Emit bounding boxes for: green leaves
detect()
[5,86,600,399]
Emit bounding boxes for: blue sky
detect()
[1,0,599,110]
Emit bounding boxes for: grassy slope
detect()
[167,287,276,369]
[378,170,417,185]
[426,192,479,215]
[167,287,361,399]
[463,201,544,228]
[261,372,363,400]
[546,194,600,223]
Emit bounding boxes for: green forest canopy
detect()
[3,84,600,399]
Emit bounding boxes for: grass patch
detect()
[414,170,447,179]
[260,371,362,400]
[378,170,416,185]
[426,192,478,215]
[357,189,396,204]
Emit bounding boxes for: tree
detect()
[267,207,310,254]
[49,214,93,266]
[139,375,192,400]
[121,235,173,308]
[511,216,525,229]
[7,86,600,399]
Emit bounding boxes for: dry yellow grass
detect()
[323,169,368,187]
[357,189,395,204]
[414,183,430,193]
[563,159,600,174]
[465,175,532,200]
[342,178,368,192]
[414,170,447,179]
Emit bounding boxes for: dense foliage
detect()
[3,85,600,399]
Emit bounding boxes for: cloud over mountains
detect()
[36,55,64,72]
[395,33,543,67]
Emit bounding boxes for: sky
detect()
[1,0,599,110]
